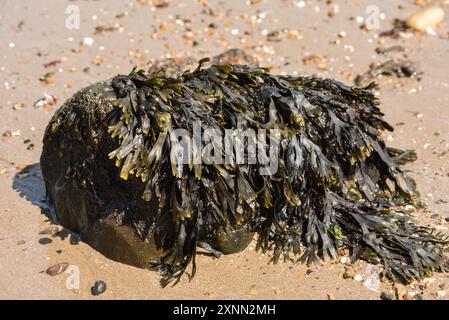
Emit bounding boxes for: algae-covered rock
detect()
[40,79,253,271]
[41,79,163,268]
[41,54,447,287]
[41,50,257,277]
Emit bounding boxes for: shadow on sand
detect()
[12,163,50,212]
[12,163,76,242]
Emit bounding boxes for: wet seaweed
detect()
[354,59,421,87]
[107,60,447,286]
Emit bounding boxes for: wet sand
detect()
[0,0,448,299]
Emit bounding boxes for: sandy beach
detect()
[0,0,448,300]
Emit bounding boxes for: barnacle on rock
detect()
[41,59,448,288]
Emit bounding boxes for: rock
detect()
[266,30,284,42]
[46,262,69,276]
[246,285,257,295]
[82,37,94,46]
[380,291,395,300]
[16,240,26,245]
[353,274,363,282]
[342,272,351,279]
[414,293,423,300]
[69,233,80,245]
[38,237,53,245]
[40,82,162,269]
[2,130,12,137]
[340,257,349,264]
[91,280,107,296]
[354,59,420,87]
[406,6,445,32]
[40,51,448,287]
[40,54,257,279]
[362,265,382,292]
[207,227,253,255]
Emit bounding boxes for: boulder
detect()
[41,51,447,286]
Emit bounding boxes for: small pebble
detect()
[406,6,445,32]
[82,37,94,46]
[246,284,257,295]
[380,291,395,300]
[353,274,363,282]
[340,257,349,264]
[91,280,107,296]
[38,237,53,245]
[70,233,80,245]
[46,262,69,276]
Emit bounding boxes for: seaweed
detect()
[354,59,421,87]
[107,61,447,286]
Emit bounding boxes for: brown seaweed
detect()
[104,61,447,286]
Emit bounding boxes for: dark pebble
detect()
[380,291,395,300]
[38,237,53,245]
[306,269,314,275]
[342,272,351,279]
[91,280,107,296]
[70,233,80,245]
